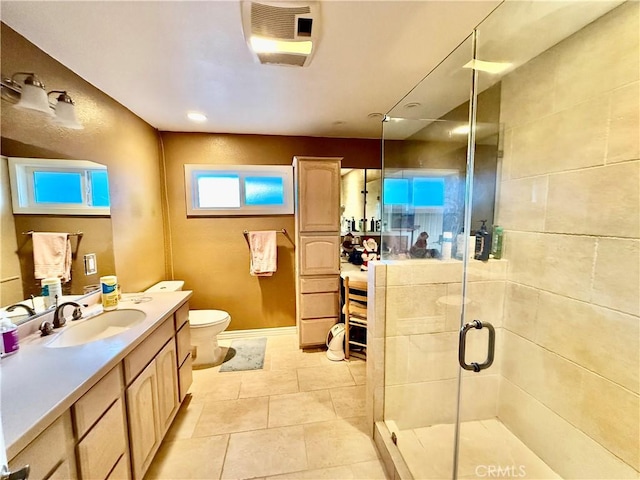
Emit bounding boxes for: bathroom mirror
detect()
[0,144,116,325]
[340,168,382,234]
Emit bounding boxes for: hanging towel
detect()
[248,231,277,277]
[33,232,72,282]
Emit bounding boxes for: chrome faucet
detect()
[53,301,83,328]
[6,303,36,317]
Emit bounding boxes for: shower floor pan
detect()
[390,418,561,479]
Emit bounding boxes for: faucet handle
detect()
[39,321,54,336]
[71,306,83,321]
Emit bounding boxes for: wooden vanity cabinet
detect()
[125,315,180,480]
[293,156,342,348]
[7,300,192,480]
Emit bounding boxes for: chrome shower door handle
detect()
[458,320,495,372]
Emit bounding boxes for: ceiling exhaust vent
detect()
[241,1,320,67]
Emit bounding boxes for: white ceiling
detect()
[0,0,501,139]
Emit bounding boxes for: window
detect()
[185,164,293,216]
[383,176,445,208]
[8,157,111,215]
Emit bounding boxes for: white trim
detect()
[218,326,297,340]
[185,164,294,216]
[8,157,110,215]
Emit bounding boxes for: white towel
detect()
[33,232,72,282]
[248,231,277,277]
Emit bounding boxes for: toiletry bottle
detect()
[0,312,20,357]
[100,275,119,311]
[351,217,357,231]
[474,220,492,261]
[42,277,62,309]
[491,226,504,259]
[370,217,375,232]
[441,232,453,260]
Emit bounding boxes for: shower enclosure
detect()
[374,1,639,479]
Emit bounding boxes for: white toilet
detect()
[144,281,231,367]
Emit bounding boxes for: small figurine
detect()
[361,238,380,271]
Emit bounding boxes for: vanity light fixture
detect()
[187,111,207,122]
[1,72,84,129]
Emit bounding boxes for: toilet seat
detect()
[189,309,230,328]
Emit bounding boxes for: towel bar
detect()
[242,229,295,247]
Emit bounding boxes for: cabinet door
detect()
[298,160,340,232]
[299,236,340,275]
[155,340,179,436]
[126,362,161,480]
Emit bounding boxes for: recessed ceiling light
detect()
[367,113,383,119]
[403,102,421,109]
[462,59,512,74]
[333,121,346,126]
[187,112,207,122]
[250,36,313,55]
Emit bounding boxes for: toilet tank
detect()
[144,280,185,292]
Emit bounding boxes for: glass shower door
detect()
[455,1,640,479]
[381,1,639,479]
[381,33,477,480]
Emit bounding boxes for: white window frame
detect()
[7,157,111,216]
[185,164,294,216]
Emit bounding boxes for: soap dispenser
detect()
[0,311,19,357]
[474,220,492,261]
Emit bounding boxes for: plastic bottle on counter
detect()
[42,277,62,309]
[491,226,504,259]
[474,220,492,262]
[0,312,20,357]
[100,275,119,311]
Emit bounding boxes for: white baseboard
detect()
[218,326,297,340]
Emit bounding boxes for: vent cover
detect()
[241,1,320,67]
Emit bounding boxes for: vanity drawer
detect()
[124,317,173,385]
[300,276,339,294]
[176,321,191,366]
[300,292,339,319]
[300,317,338,346]
[174,302,189,330]
[73,365,123,439]
[77,398,127,480]
[178,354,193,402]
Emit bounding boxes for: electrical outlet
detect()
[84,253,97,275]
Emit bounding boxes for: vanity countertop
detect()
[1,290,192,459]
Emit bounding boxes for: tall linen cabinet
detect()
[293,156,342,348]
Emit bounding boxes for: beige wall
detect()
[160,132,380,331]
[1,24,165,294]
[496,3,639,478]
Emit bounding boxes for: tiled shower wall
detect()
[496,3,639,478]
[377,260,507,429]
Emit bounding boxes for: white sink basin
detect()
[46,309,146,348]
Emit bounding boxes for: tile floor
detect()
[145,333,388,480]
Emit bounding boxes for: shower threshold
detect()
[388,418,561,479]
